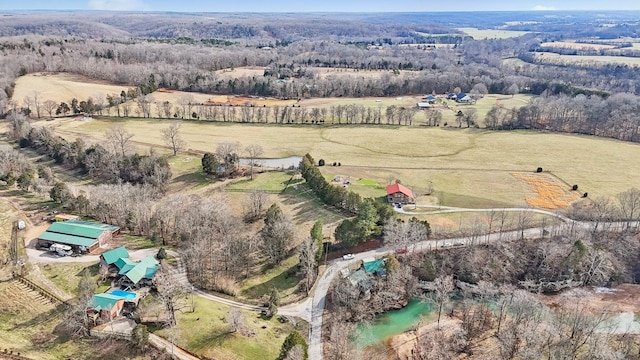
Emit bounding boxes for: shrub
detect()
[572,184,579,191]
[536,167,543,173]
[318,159,325,166]
[583,192,588,198]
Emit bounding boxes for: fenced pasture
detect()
[51,119,640,207]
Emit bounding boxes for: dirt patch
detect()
[511,171,581,209]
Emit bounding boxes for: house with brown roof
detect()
[386,183,414,204]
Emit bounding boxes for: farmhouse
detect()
[386,183,414,204]
[37,220,120,253]
[100,246,159,288]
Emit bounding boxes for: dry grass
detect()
[48,118,640,207]
[533,52,640,67]
[511,172,581,209]
[12,73,132,107]
[458,27,530,39]
[540,41,616,50]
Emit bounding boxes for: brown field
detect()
[458,27,530,39]
[511,172,582,209]
[12,72,133,107]
[533,52,640,67]
[12,72,531,127]
[540,41,616,51]
[47,117,640,208]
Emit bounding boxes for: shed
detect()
[416,102,431,109]
[88,293,125,322]
[386,183,414,204]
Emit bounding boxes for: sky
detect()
[1,0,640,12]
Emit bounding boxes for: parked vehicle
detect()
[49,243,73,256]
[441,242,452,248]
[395,246,408,254]
[342,253,355,260]
[453,241,464,246]
[17,220,26,230]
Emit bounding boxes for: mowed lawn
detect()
[51,119,640,206]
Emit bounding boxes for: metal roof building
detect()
[37,220,120,253]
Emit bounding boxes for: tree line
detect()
[485,92,640,143]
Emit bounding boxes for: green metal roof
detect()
[102,246,129,265]
[38,231,98,247]
[89,293,124,311]
[363,258,386,275]
[117,258,137,275]
[47,222,104,239]
[124,256,159,284]
[64,219,120,232]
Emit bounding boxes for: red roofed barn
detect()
[386,183,414,204]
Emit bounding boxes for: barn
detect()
[37,220,120,253]
[386,183,414,204]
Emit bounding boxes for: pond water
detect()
[354,299,433,348]
[238,155,302,169]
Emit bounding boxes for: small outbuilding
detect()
[386,183,414,204]
[88,293,125,322]
[416,102,431,109]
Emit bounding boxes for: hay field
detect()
[51,119,640,207]
[458,27,530,39]
[533,52,640,67]
[12,73,132,107]
[12,72,531,126]
[540,41,616,50]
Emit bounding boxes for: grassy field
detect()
[14,72,531,125]
[540,41,616,50]
[533,52,640,67]
[49,119,640,207]
[153,296,305,360]
[458,27,530,39]
[12,73,132,108]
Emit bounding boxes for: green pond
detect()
[354,299,433,347]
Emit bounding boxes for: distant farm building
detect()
[386,183,414,204]
[100,246,159,288]
[37,220,120,253]
[416,102,431,109]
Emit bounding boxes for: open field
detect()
[12,72,531,125]
[458,27,530,39]
[12,73,132,108]
[153,296,305,360]
[49,119,640,207]
[540,41,616,51]
[533,52,640,67]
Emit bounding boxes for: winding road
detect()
[21,204,636,360]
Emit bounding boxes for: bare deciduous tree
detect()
[245,144,263,180]
[243,190,268,222]
[161,121,186,156]
[105,125,133,157]
[226,308,245,333]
